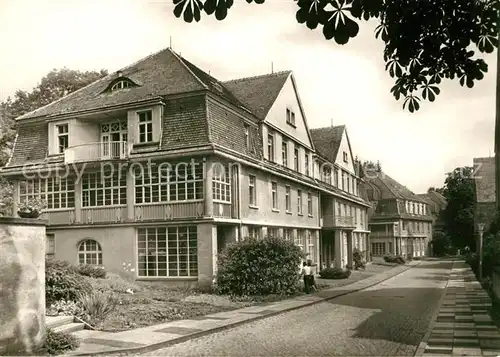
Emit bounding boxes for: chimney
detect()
[117,70,123,77]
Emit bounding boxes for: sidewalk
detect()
[415,260,500,356]
[68,261,420,356]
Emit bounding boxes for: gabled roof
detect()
[365,172,427,202]
[309,125,345,164]
[223,71,290,120]
[16,48,248,121]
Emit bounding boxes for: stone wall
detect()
[0,217,47,355]
[475,202,497,233]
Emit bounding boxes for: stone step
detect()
[46,315,74,329]
[53,322,85,334]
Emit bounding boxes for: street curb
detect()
[413,259,459,357]
[71,262,422,356]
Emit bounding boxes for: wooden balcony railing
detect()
[64,141,131,164]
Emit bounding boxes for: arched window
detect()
[111,80,132,91]
[78,239,103,265]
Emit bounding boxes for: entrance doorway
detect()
[101,121,127,159]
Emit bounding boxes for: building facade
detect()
[417,190,447,234]
[362,172,433,258]
[1,48,371,286]
[473,157,497,234]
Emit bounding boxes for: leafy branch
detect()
[173,0,499,113]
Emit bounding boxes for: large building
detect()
[362,171,434,258]
[1,48,371,286]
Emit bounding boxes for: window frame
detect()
[138,110,153,143]
[244,124,250,149]
[137,226,198,278]
[267,133,274,162]
[111,80,132,91]
[212,164,231,203]
[248,174,257,207]
[56,123,69,154]
[297,189,303,215]
[78,239,103,265]
[282,140,288,167]
[305,154,309,176]
[343,151,348,163]
[286,108,296,126]
[285,185,291,213]
[19,177,75,210]
[294,147,299,171]
[82,168,127,208]
[271,181,278,210]
[307,192,313,216]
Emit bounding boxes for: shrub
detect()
[318,267,351,279]
[46,260,92,305]
[383,254,406,264]
[40,328,80,355]
[215,236,305,296]
[78,291,120,327]
[46,299,84,318]
[353,249,365,270]
[77,264,106,279]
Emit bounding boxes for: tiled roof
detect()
[223,71,290,120]
[309,125,345,164]
[16,48,246,121]
[365,172,427,202]
[474,157,496,203]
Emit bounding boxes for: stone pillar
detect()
[204,160,213,218]
[74,177,83,223]
[197,223,217,289]
[347,231,353,269]
[366,233,371,262]
[0,217,46,355]
[334,230,342,268]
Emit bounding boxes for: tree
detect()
[173,0,498,113]
[0,68,108,215]
[441,166,475,249]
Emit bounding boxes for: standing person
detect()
[301,261,312,293]
[307,260,317,292]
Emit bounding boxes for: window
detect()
[267,227,279,238]
[352,177,356,195]
[343,151,348,163]
[337,201,341,215]
[341,171,345,190]
[56,124,69,153]
[282,140,288,166]
[135,161,203,204]
[412,203,415,214]
[286,108,296,126]
[295,229,305,250]
[46,234,55,256]
[388,242,394,254]
[371,242,385,256]
[267,134,274,161]
[323,166,332,185]
[248,226,261,239]
[285,186,291,212]
[305,154,309,176]
[271,182,278,210]
[244,124,250,149]
[249,175,256,206]
[306,231,316,262]
[284,228,293,241]
[334,169,339,187]
[297,189,303,214]
[307,192,313,216]
[83,167,127,207]
[138,111,153,143]
[19,178,75,210]
[78,239,103,265]
[137,226,197,277]
[354,208,358,224]
[294,148,299,171]
[347,174,350,192]
[111,80,132,91]
[212,164,231,203]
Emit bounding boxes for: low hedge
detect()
[383,254,406,265]
[318,267,351,279]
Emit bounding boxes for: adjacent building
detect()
[473,157,496,233]
[1,47,371,286]
[417,190,447,234]
[362,171,434,258]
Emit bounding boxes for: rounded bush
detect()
[215,236,305,296]
[41,328,80,355]
[46,260,92,305]
[383,254,406,265]
[318,267,351,279]
[78,264,107,279]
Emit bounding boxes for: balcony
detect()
[65,141,131,164]
[322,215,355,229]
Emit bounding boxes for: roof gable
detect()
[310,125,345,164]
[223,71,290,120]
[17,48,213,120]
[367,173,426,202]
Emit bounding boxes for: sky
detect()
[0,0,497,194]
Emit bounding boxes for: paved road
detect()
[142,260,453,356]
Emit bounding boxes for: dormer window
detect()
[111,80,132,91]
